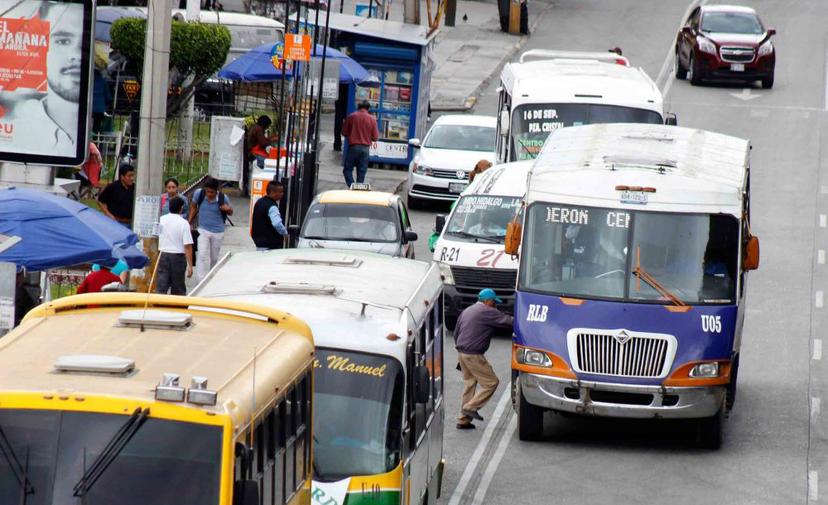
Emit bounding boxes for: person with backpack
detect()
[160,177,188,217]
[189,177,233,280]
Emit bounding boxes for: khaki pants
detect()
[457,353,499,424]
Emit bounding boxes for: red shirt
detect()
[342,110,379,146]
[77,270,121,294]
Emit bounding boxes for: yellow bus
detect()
[0,293,314,505]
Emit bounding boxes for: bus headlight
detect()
[516,348,552,368]
[438,263,454,285]
[689,362,719,378]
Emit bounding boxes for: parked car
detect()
[675,4,776,88]
[406,114,496,208]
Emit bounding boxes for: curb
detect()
[430,0,554,112]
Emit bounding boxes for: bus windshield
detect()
[510,103,663,161]
[313,349,404,482]
[0,409,222,505]
[445,195,523,244]
[519,203,740,304]
[303,203,400,243]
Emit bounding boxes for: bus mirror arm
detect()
[435,215,446,234]
[744,236,760,270]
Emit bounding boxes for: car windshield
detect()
[510,104,664,161]
[423,124,496,152]
[701,12,763,34]
[445,195,523,243]
[313,349,404,482]
[518,203,740,304]
[0,410,222,505]
[302,203,400,243]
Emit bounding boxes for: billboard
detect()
[0,0,94,166]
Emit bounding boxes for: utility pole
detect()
[403,0,420,24]
[133,0,172,293]
[178,0,201,163]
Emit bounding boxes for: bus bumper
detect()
[520,373,724,419]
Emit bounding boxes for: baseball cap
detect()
[478,288,503,304]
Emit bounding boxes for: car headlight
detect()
[412,162,433,176]
[698,37,717,55]
[689,362,719,378]
[516,348,552,368]
[757,40,773,57]
[438,262,454,285]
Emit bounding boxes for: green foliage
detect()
[110,18,231,116]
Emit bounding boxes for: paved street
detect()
[399,1,828,504]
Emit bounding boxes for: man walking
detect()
[189,177,233,280]
[251,181,288,250]
[454,288,514,429]
[156,197,194,295]
[341,100,379,187]
[98,164,135,225]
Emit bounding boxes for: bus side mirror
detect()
[664,113,678,126]
[233,480,260,505]
[499,110,510,135]
[415,365,430,404]
[744,236,760,270]
[504,221,522,256]
[404,230,419,242]
[435,214,446,234]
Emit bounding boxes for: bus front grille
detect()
[574,332,671,378]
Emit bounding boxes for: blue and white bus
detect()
[505,123,759,448]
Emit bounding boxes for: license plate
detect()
[620,190,648,205]
[449,182,467,194]
[730,63,745,72]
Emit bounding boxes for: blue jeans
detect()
[343,144,369,187]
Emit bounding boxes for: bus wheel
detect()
[697,402,725,450]
[517,379,543,441]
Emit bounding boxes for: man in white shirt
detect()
[156,196,194,295]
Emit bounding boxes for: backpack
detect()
[195,188,229,224]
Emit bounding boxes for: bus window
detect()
[432,301,444,402]
[275,399,287,505]
[286,388,297,498]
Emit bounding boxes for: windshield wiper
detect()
[448,230,499,243]
[632,247,686,307]
[73,407,150,498]
[0,421,34,504]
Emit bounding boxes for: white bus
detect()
[496,50,675,163]
[192,249,446,505]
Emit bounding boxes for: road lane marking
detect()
[729,88,762,101]
[809,470,819,501]
[817,291,824,308]
[654,0,705,97]
[825,46,828,111]
[819,250,826,265]
[812,397,821,424]
[815,339,823,360]
[471,415,517,505]
[821,215,827,228]
[447,387,512,505]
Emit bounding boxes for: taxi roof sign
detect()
[349,182,372,191]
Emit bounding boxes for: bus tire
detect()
[517,379,543,441]
[697,402,725,450]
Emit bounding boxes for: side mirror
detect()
[435,214,446,234]
[767,28,776,36]
[499,109,510,135]
[664,112,678,126]
[233,480,260,505]
[408,138,421,148]
[288,224,300,237]
[415,365,430,404]
[404,230,418,242]
[504,221,522,256]
[743,236,760,270]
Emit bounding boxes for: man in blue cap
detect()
[454,288,514,429]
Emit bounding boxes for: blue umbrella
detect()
[219,43,378,86]
[0,188,148,272]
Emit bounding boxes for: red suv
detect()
[675,5,776,88]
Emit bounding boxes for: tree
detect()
[110,18,232,117]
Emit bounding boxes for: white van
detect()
[192,249,446,505]
[432,161,531,327]
[496,50,675,163]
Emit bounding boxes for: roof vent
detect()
[117,309,193,330]
[54,355,135,375]
[262,282,337,295]
[284,256,363,268]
